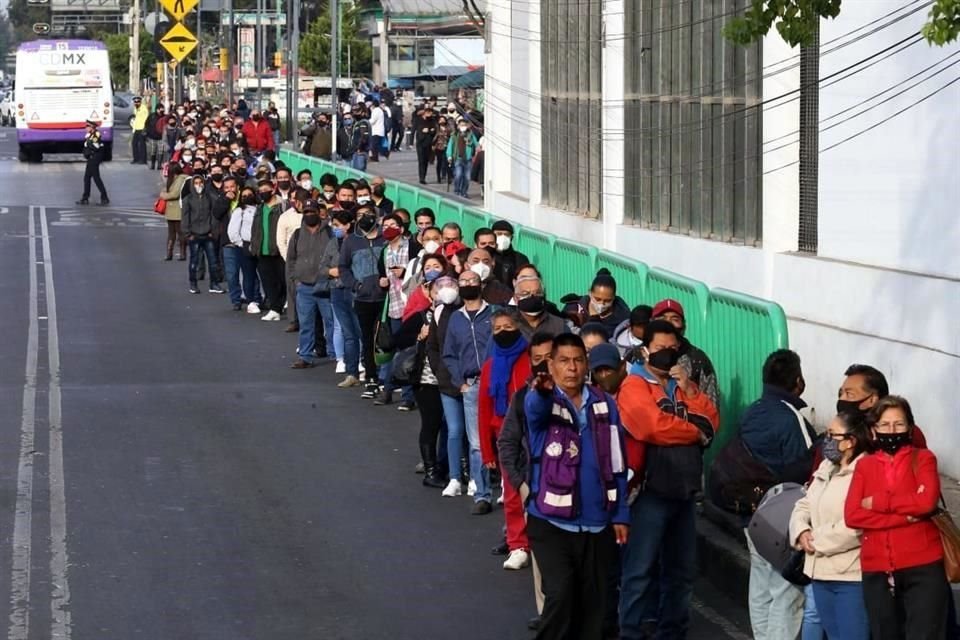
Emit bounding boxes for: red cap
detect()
[652,298,684,320]
[442,240,467,259]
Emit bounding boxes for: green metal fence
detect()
[277,149,791,461]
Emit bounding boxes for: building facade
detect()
[485,0,960,475]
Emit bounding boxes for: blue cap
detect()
[588,343,622,371]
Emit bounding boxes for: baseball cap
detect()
[651,299,684,320]
[302,199,320,212]
[588,343,622,371]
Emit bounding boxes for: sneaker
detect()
[467,479,477,497]
[335,360,346,374]
[358,362,366,374]
[497,493,505,505]
[373,389,393,405]
[337,375,361,388]
[414,462,425,474]
[188,286,200,294]
[502,549,530,570]
[471,500,493,515]
[397,401,417,412]
[360,383,380,400]
[261,310,281,322]
[441,479,463,497]
[246,302,261,314]
[209,285,225,294]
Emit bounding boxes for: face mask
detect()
[822,438,844,464]
[628,333,643,347]
[372,185,385,197]
[532,360,550,376]
[322,192,335,201]
[357,196,371,205]
[591,300,612,315]
[836,398,870,418]
[343,118,353,125]
[437,287,459,305]
[277,180,291,191]
[382,227,402,241]
[241,195,257,206]
[357,214,377,234]
[303,213,320,227]
[232,149,241,156]
[194,184,203,193]
[495,235,512,252]
[646,348,680,372]
[517,295,546,316]
[493,329,522,350]
[423,269,442,283]
[177,109,185,116]
[423,240,440,254]
[340,201,357,212]
[182,155,193,163]
[258,191,273,204]
[202,129,211,137]
[459,284,481,301]
[252,114,261,121]
[470,262,491,281]
[459,126,469,133]
[874,431,911,456]
[210,174,223,183]
[185,139,196,149]
[332,227,346,239]
[301,180,313,191]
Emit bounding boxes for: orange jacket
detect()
[614,372,720,487]
[478,354,531,466]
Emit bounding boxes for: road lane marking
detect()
[8,208,39,640]
[39,207,72,640]
[692,597,752,640]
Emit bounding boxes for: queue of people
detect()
[151,98,957,640]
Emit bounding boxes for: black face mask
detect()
[277,180,291,191]
[241,195,257,206]
[459,285,482,301]
[647,348,680,372]
[340,200,357,212]
[874,431,912,456]
[836,398,871,418]
[493,329,522,349]
[517,295,546,316]
[210,174,223,183]
[372,185,385,197]
[258,191,273,204]
[303,213,321,227]
[357,214,377,234]
[531,361,549,376]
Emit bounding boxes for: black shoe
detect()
[290,359,316,369]
[232,303,243,311]
[422,471,446,488]
[188,286,200,294]
[471,500,492,515]
[284,323,299,333]
[100,197,109,205]
[491,539,509,556]
[76,198,89,205]
[396,400,417,412]
[419,179,427,184]
[373,390,393,406]
[527,616,541,632]
[360,383,380,400]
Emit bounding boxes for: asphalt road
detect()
[0,128,752,640]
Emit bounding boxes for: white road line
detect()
[39,207,72,640]
[8,207,39,640]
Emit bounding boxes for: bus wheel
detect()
[18,147,28,162]
[102,142,113,162]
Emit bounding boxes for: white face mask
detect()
[194,184,203,193]
[459,126,469,133]
[628,333,643,347]
[423,240,440,254]
[301,180,313,191]
[470,262,491,281]
[357,196,371,205]
[437,287,459,305]
[495,234,511,252]
[185,139,196,149]
[182,155,193,163]
[590,299,612,315]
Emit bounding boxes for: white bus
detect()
[15,39,114,162]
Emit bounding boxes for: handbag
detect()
[780,548,812,587]
[153,197,167,215]
[931,498,960,583]
[390,342,424,387]
[374,298,395,366]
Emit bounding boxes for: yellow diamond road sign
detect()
[160,0,198,22]
[159,22,198,63]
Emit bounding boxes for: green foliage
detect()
[7,0,50,44]
[299,2,372,76]
[724,0,960,48]
[922,0,960,45]
[103,30,158,91]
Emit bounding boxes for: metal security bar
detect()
[624,0,763,245]
[798,28,820,253]
[540,0,603,218]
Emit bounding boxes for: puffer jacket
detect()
[789,456,864,582]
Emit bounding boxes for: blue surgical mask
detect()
[332,227,345,239]
[822,437,843,464]
[423,269,442,282]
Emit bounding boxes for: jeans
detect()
[462,382,490,502]
[441,393,466,483]
[802,583,824,640]
[332,313,345,361]
[351,152,367,171]
[188,236,221,287]
[811,581,868,640]
[295,283,335,363]
[223,247,262,305]
[272,130,280,150]
[743,528,805,640]
[331,288,361,376]
[620,493,697,640]
[453,158,470,196]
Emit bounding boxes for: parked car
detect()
[0,91,13,127]
[112,93,135,128]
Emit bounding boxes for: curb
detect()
[697,502,750,605]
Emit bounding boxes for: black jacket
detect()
[680,337,720,407]
[181,187,220,237]
[425,301,462,397]
[286,224,334,285]
[493,248,530,286]
[497,385,531,491]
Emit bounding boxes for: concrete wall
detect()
[484,2,960,475]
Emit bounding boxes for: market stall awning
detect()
[449,67,484,89]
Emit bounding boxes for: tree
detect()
[299,2,372,76]
[103,30,158,91]
[724,0,960,47]
[7,0,50,44]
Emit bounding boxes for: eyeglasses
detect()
[876,421,909,430]
[827,433,853,441]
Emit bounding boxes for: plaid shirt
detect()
[384,241,410,319]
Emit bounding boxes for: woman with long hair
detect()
[158,162,189,261]
[844,395,949,640]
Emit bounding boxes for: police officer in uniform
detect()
[77,119,109,205]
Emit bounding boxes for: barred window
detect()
[624,0,763,244]
[541,0,603,218]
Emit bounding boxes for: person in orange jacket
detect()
[614,320,719,640]
[478,309,532,570]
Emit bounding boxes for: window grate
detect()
[798,27,820,254]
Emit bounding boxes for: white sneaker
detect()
[467,479,477,497]
[335,360,346,374]
[497,493,505,505]
[441,479,463,497]
[503,549,530,571]
[246,302,261,314]
[261,310,281,322]
[358,362,366,374]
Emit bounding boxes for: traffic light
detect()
[273,51,282,68]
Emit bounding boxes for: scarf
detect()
[488,336,528,417]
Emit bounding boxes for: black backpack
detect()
[707,436,778,516]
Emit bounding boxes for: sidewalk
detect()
[354,145,484,202]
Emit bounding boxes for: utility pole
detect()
[330,0,338,156]
[226,0,234,105]
[130,0,141,93]
[256,0,263,110]
[285,0,295,140]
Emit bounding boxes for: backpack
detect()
[708,437,778,515]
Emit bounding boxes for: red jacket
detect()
[478,354,531,466]
[844,446,943,573]
[242,118,274,153]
